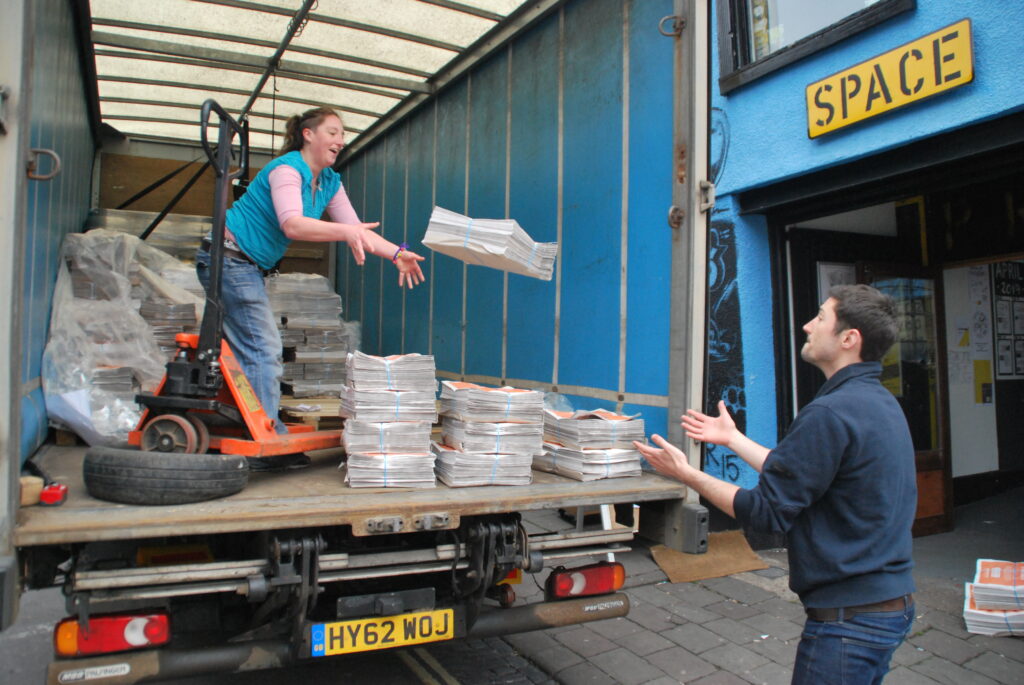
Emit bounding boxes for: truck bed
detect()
[16,445,687,547]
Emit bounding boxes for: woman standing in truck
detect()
[196,107,425,465]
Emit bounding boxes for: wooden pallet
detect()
[279,396,343,431]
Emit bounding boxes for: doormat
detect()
[650,530,769,584]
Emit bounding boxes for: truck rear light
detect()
[54,613,170,657]
[545,561,625,600]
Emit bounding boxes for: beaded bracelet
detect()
[392,241,409,263]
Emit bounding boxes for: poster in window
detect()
[816,262,856,305]
[996,338,1014,377]
[1014,300,1024,336]
[1016,339,1024,376]
[996,299,1012,336]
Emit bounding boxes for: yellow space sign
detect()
[806,19,973,138]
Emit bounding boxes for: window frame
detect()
[716,0,916,95]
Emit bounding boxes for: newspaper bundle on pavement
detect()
[439,381,544,423]
[432,442,533,487]
[533,442,643,481]
[963,559,1024,636]
[421,206,558,281]
[543,408,646,450]
[341,351,437,488]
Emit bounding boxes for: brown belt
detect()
[805,594,913,622]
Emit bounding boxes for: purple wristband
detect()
[392,242,409,263]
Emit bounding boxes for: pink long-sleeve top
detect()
[268,164,360,227]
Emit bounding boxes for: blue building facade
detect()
[709,0,1024,534]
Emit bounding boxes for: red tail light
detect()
[54,613,170,657]
[545,561,625,600]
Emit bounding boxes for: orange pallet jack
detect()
[129,100,341,459]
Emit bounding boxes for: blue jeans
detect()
[792,602,914,685]
[195,248,287,435]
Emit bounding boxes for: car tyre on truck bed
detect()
[83,447,249,505]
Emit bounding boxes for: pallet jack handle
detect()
[195,99,249,369]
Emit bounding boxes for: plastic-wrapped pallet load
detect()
[340,351,437,488]
[533,443,643,481]
[422,206,558,281]
[433,443,533,487]
[543,408,646,450]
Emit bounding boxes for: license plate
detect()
[309,609,455,657]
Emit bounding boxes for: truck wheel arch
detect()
[83,447,249,505]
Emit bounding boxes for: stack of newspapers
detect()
[422,206,558,281]
[534,408,645,481]
[543,408,646,449]
[963,559,1024,636]
[341,352,437,488]
[436,381,543,487]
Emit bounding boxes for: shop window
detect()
[717,0,915,94]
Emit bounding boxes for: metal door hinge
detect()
[658,15,685,37]
[699,180,716,213]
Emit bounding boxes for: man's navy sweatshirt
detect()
[733,361,917,609]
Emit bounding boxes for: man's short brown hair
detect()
[828,284,900,362]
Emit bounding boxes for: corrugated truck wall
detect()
[339,0,675,438]
[19,0,96,462]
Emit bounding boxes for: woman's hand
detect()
[681,400,737,447]
[395,250,426,289]
[336,221,380,265]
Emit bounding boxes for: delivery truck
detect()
[0,1,711,682]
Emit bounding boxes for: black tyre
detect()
[83,447,249,505]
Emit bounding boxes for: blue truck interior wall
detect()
[20,0,96,462]
[338,0,674,438]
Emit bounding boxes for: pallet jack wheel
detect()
[186,413,211,454]
[140,414,198,453]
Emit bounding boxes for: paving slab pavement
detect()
[505,490,1024,684]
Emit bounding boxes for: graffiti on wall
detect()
[703,107,756,489]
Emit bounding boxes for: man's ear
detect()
[842,328,862,352]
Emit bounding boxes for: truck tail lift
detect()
[128,100,342,459]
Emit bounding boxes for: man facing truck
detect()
[636,284,917,685]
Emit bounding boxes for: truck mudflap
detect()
[45,594,629,684]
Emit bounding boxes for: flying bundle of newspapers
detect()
[534,442,643,481]
[432,442,533,487]
[544,408,646,450]
[441,416,543,456]
[963,559,1024,636]
[344,420,432,455]
[439,381,544,423]
[344,452,437,488]
[346,351,437,392]
[422,206,558,281]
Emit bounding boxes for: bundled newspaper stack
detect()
[267,273,344,329]
[432,442,534,487]
[963,559,1024,636]
[341,352,437,488]
[440,381,544,423]
[281,322,361,399]
[543,408,646,449]
[534,408,644,481]
[422,206,558,281]
[139,299,198,356]
[436,381,542,486]
[533,443,643,481]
